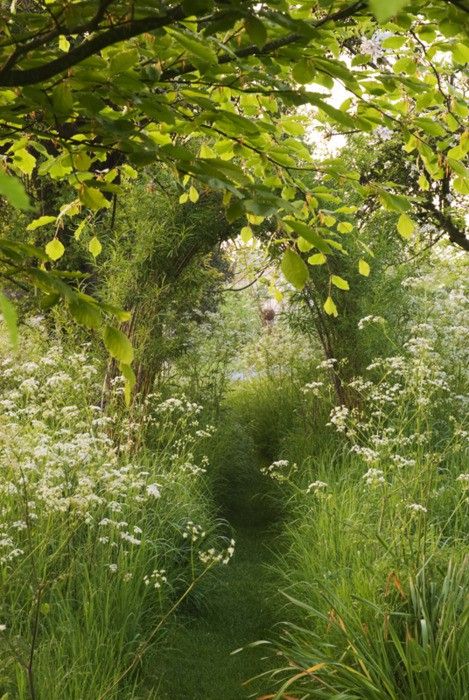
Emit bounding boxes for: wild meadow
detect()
[1,1,468,698]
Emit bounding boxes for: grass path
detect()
[157,520,281,699]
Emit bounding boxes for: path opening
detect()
[158,507,281,698]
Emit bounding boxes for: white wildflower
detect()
[362,468,386,486]
[306,481,328,494]
[146,483,161,498]
[407,503,427,514]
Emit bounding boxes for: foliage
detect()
[97,168,232,393]
[0,320,234,698]
[255,245,469,698]
[0,0,468,367]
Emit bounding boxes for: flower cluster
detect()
[261,459,297,482]
[182,521,206,543]
[198,539,235,566]
[362,468,386,487]
[144,569,168,589]
[357,315,385,330]
[301,381,324,396]
[306,481,328,495]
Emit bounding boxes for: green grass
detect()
[154,523,282,700]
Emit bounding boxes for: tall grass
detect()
[0,323,231,699]
[257,308,469,698]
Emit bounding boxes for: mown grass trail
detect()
[157,521,280,699]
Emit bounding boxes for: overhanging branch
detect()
[0,1,366,88]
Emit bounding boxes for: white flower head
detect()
[407,503,427,514]
[306,480,328,494]
[146,483,161,498]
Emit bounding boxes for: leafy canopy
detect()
[0,0,468,385]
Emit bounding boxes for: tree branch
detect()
[161,1,367,81]
[0,1,366,88]
[422,203,469,251]
[0,5,186,86]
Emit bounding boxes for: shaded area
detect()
[157,523,281,700]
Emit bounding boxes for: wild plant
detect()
[0,321,233,699]
[261,260,469,698]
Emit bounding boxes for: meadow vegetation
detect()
[1,2,468,697]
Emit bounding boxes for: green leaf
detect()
[120,362,136,407]
[0,291,18,348]
[397,213,415,239]
[189,185,199,203]
[69,297,102,329]
[74,220,87,240]
[452,42,469,65]
[26,215,56,230]
[45,238,65,261]
[59,35,70,52]
[453,177,469,195]
[379,191,411,213]
[12,148,36,176]
[281,249,309,290]
[88,236,102,258]
[358,259,370,277]
[109,49,139,74]
[240,226,253,243]
[0,172,31,209]
[80,186,110,210]
[297,237,313,252]
[52,82,73,116]
[308,253,327,265]
[283,218,331,254]
[308,95,357,129]
[168,28,218,65]
[414,117,446,138]
[323,296,338,317]
[103,325,134,364]
[418,173,430,191]
[245,15,267,48]
[337,221,353,234]
[381,36,406,49]
[331,274,350,291]
[369,0,409,22]
[292,58,315,84]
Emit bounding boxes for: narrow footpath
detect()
[158,521,281,699]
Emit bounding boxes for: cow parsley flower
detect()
[456,474,469,489]
[144,569,168,589]
[146,483,161,498]
[407,503,427,513]
[362,468,386,486]
[306,481,328,494]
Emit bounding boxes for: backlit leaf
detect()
[45,238,65,261]
[324,296,338,317]
[281,249,309,290]
[88,236,102,258]
[0,172,31,209]
[397,213,415,239]
[369,0,409,22]
[103,325,134,364]
[308,253,327,265]
[331,275,350,291]
[27,215,56,230]
[358,259,370,276]
[245,16,267,48]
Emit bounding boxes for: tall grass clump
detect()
[0,320,233,699]
[261,254,469,698]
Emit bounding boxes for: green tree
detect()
[0,0,467,378]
